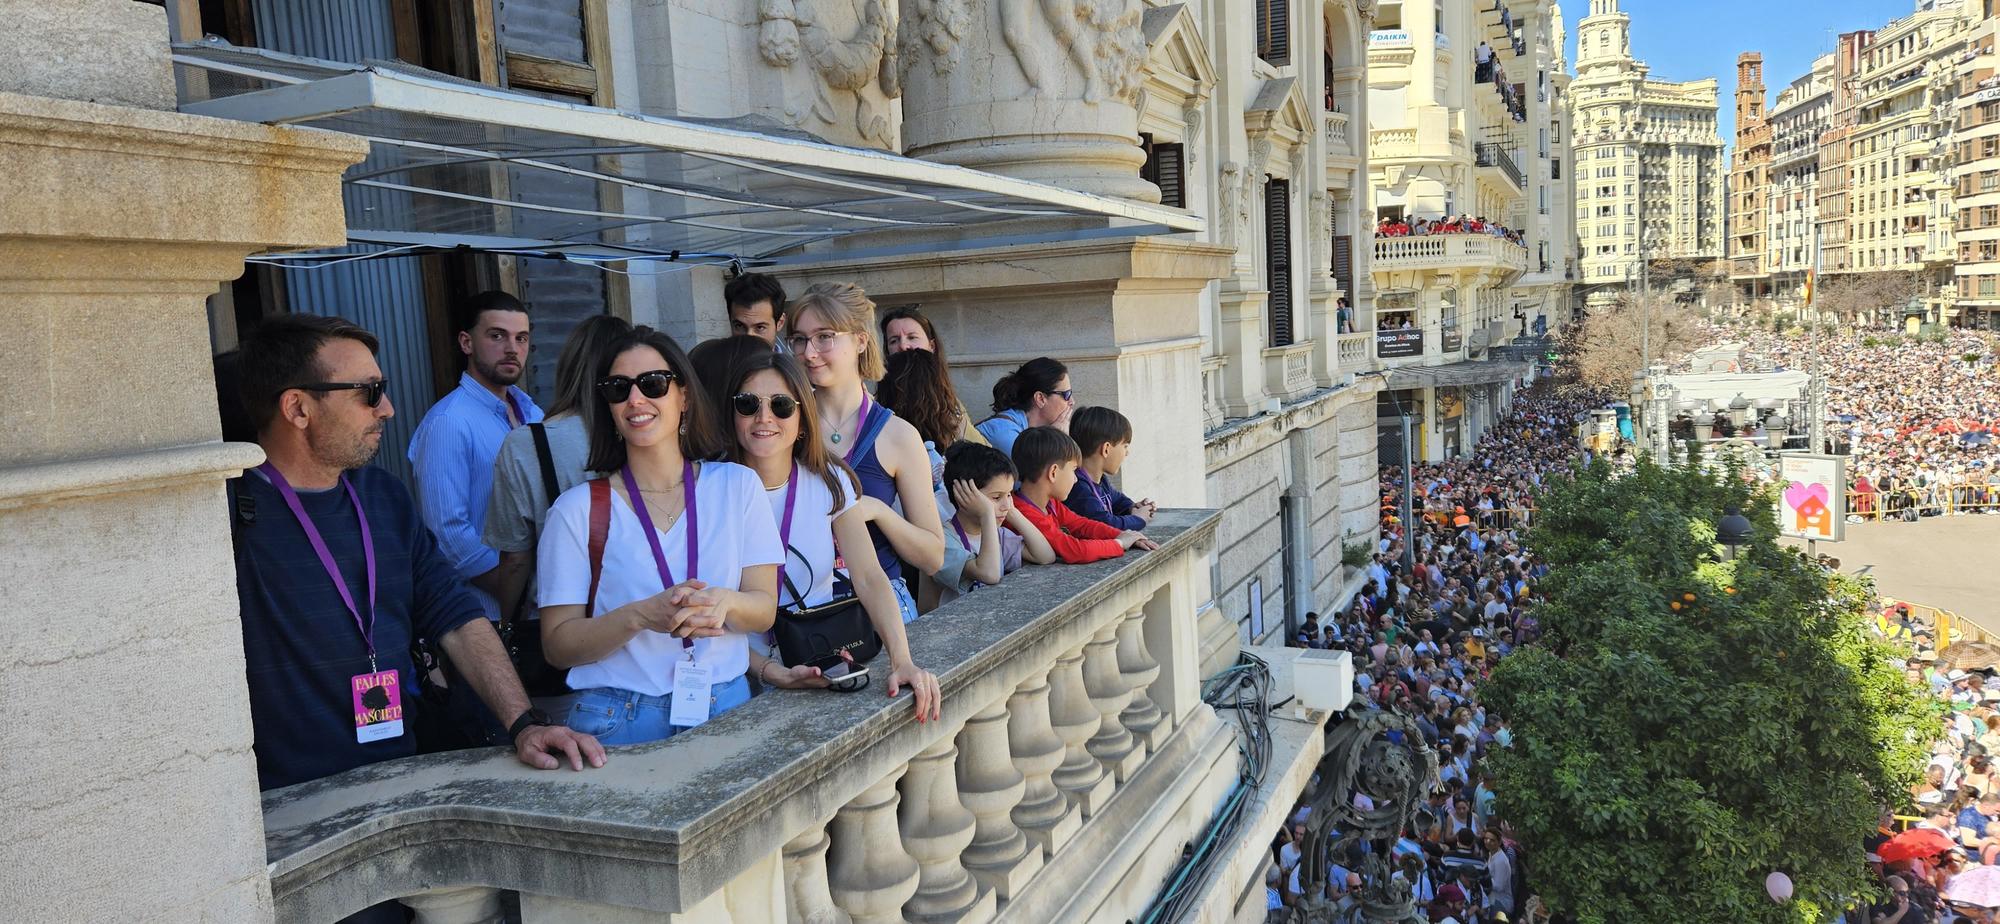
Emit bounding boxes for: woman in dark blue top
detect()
[785,282,944,622]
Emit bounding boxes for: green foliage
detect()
[1342,539,1373,569]
[1483,457,1939,924]
[1861,336,1884,348]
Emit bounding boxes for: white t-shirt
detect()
[765,464,859,610]
[538,461,784,696]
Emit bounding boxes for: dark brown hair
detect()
[877,305,948,365]
[875,348,965,450]
[1010,426,1081,485]
[236,314,381,432]
[990,356,1067,413]
[722,352,855,502]
[583,326,721,473]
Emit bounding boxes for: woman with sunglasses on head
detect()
[786,283,945,625]
[975,356,1074,458]
[879,306,988,449]
[535,327,782,745]
[720,353,942,721]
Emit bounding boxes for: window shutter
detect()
[1154,143,1185,208]
[1256,0,1290,66]
[1333,234,1353,294]
[1266,178,1294,347]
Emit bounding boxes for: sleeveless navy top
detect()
[845,401,903,582]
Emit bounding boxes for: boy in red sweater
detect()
[1010,427,1158,564]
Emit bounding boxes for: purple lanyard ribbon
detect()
[1082,469,1115,516]
[950,518,987,591]
[258,463,379,668]
[506,390,530,427]
[842,393,875,465]
[621,461,699,650]
[775,464,801,606]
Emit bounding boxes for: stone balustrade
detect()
[1372,233,1528,274]
[256,510,1232,924]
[1336,331,1374,370]
[1200,355,1228,431]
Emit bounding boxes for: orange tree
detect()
[1483,455,1937,923]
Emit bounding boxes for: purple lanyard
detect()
[1082,469,1115,515]
[842,393,875,465]
[621,461,699,650]
[775,464,801,605]
[505,390,530,427]
[950,518,987,591]
[258,462,380,670]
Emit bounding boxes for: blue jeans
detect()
[566,676,751,745]
[891,576,918,624]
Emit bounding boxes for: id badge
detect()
[351,669,404,743]
[670,660,714,728]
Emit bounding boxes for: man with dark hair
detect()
[408,291,542,622]
[228,315,602,797]
[725,271,788,346]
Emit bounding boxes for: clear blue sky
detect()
[1562,0,1924,149]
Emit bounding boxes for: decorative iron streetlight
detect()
[1717,507,1754,559]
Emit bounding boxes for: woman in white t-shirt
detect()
[538,327,782,745]
[722,353,941,722]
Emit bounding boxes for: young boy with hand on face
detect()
[1011,427,1158,565]
[921,443,1056,610]
[1064,406,1156,530]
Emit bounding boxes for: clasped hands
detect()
[622,579,733,639]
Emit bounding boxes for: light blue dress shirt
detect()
[408,372,543,620]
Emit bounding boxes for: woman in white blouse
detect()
[537,327,780,745]
[722,352,941,722]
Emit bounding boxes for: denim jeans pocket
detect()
[565,692,626,740]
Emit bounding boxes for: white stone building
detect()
[1765,53,1837,308]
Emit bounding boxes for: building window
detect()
[1255,0,1290,66]
[1139,135,1186,208]
[1265,178,1294,347]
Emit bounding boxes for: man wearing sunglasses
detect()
[408,291,543,624]
[229,315,604,805]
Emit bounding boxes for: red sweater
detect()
[1015,492,1126,564]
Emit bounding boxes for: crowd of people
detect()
[216,275,1176,922]
[1731,325,1999,521]
[1267,389,1604,923]
[1375,214,1527,246]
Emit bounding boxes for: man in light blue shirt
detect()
[409,291,543,620]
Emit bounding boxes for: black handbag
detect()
[771,548,881,668]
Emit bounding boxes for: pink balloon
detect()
[1766,871,1794,902]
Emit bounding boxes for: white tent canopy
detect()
[172,41,1202,271]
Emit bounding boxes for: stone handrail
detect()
[258,509,1226,923]
[1369,127,1418,159]
[1372,233,1528,273]
[1336,331,1373,369]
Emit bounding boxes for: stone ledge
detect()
[260,509,1221,921]
[0,441,264,511]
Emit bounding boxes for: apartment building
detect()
[1729,53,1774,300]
[1817,32,1876,277]
[1362,0,1571,464]
[1837,0,1979,324]
[1767,54,1838,304]
[1568,0,1728,301]
[1955,16,2000,329]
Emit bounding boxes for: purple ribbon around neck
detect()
[775,464,800,606]
[842,393,875,465]
[259,462,378,662]
[621,460,699,650]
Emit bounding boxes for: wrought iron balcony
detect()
[1475,143,1525,191]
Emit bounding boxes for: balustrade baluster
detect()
[1006,665,1080,855]
[1048,645,1113,816]
[1082,622,1140,782]
[900,735,993,923]
[1116,607,1167,754]
[784,818,851,924]
[828,771,920,924]
[399,887,501,924]
[958,696,1042,901]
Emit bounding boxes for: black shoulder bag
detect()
[771,550,882,670]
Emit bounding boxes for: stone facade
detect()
[1569,0,1727,288]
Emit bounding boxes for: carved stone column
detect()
[828,771,921,924]
[1081,622,1140,782]
[399,888,502,924]
[1005,664,1079,855]
[898,0,1155,201]
[899,736,994,923]
[957,695,1042,901]
[1115,607,1167,753]
[783,817,852,924]
[1048,645,1113,817]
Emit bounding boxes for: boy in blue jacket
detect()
[1065,406,1156,530]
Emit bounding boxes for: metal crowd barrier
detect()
[1847,483,2000,521]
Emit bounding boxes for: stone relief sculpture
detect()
[998,0,1146,104]
[1182,102,1205,164]
[902,0,973,75]
[1310,191,1330,272]
[1283,709,1438,924]
[1218,160,1243,249]
[758,0,901,146]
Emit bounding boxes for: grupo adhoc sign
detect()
[1775,453,1846,543]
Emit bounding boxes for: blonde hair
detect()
[792,281,885,381]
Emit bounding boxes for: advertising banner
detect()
[1776,453,1846,543]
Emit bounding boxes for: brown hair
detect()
[875,348,965,450]
[583,326,721,473]
[878,305,948,365]
[236,314,382,432]
[723,352,855,502]
[790,281,885,381]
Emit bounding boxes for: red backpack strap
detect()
[585,478,611,615]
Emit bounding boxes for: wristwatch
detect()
[508,707,554,744]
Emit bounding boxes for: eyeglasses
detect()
[596,369,677,404]
[295,380,388,407]
[785,330,849,354]
[1044,388,1075,403]
[732,393,799,419]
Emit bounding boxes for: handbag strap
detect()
[779,542,815,612]
[505,422,563,634]
[585,478,611,614]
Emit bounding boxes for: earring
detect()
[679,413,688,435]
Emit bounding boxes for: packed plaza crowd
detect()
[215,276,1177,922]
[1727,325,1999,520]
[1267,389,1606,923]
[1374,214,1528,246]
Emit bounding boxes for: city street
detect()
[1787,516,2000,630]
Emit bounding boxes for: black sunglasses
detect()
[296,380,387,407]
[1043,388,1075,402]
[732,393,799,419]
[596,369,677,404]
